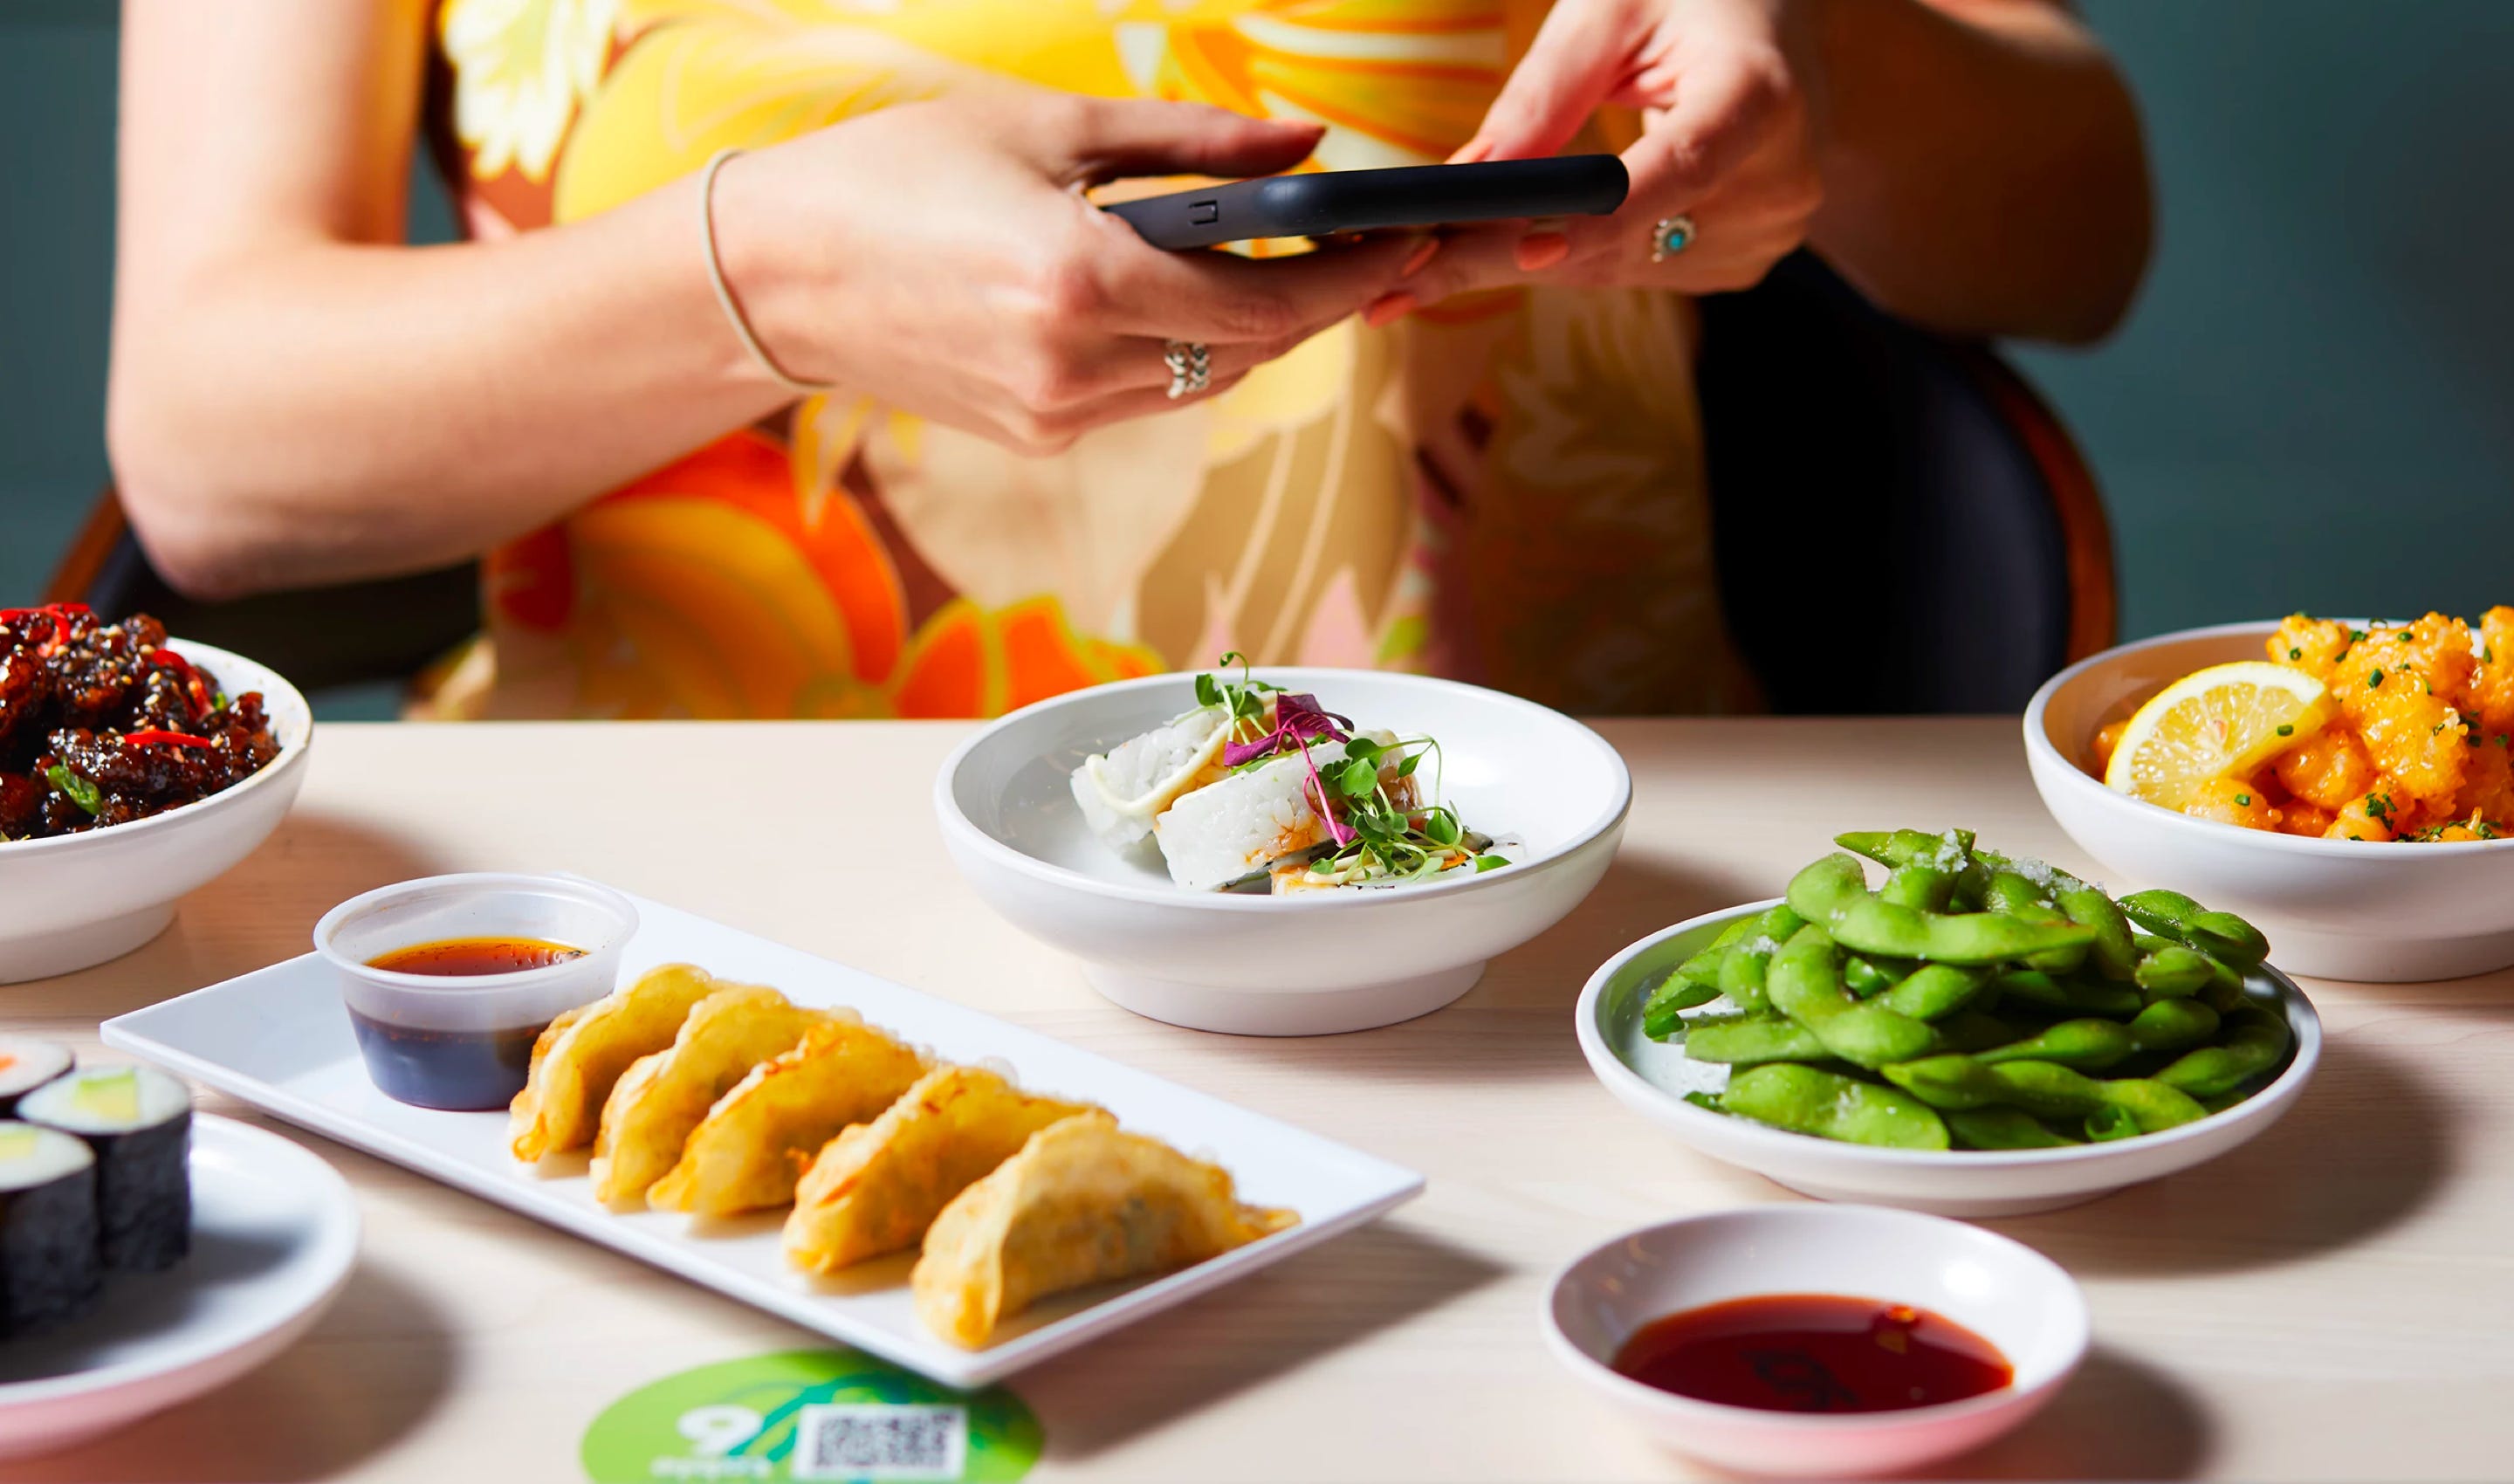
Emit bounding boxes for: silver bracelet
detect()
[698,148,834,396]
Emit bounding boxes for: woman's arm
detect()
[1809,0,2152,345]
[109,0,781,599]
[1393,0,2149,346]
[109,1,1412,600]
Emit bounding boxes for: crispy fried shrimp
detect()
[2452,728,2514,828]
[2326,790,2401,842]
[2332,633,2467,806]
[2274,726,2379,811]
[2181,776,2282,831]
[2474,608,2514,739]
[2269,615,2353,680]
[2089,718,2128,776]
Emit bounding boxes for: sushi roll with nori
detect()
[21,1066,190,1273]
[0,1122,100,1335]
[0,1039,72,1117]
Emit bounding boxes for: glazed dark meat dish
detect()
[0,606,280,841]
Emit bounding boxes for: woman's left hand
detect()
[1372,0,1826,322]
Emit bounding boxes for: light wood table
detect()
[10,720,2512,1482]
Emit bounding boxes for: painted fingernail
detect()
[1515,231,1571,272]
[1402,236,1442,278]
[1363,292,1418,328]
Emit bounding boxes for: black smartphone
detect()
[1105,155,1629,251]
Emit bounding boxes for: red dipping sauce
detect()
[367,937,585,976]
[1611,1294,2011,1413]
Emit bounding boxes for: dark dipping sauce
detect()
[368,937,585,975]
[1611,1294,2010,1414]
[347,1013,546,1110]
[353,938,585,1110]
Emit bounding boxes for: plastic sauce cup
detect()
[314,873,636,1110]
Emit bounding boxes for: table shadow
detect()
[1021,1219,1504,1461]
[1986,1035,2449,1274]
[1931,1345,2212,1481]
[1185,853,1747,1085]
[38,811,450,1026]
[0,1259,459,1484]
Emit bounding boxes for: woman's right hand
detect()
[710,87,1419,452]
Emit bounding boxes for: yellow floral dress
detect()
[420,0,1754,719]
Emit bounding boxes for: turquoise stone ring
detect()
[1649,214,1697,264]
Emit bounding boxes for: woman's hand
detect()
[1375,0,1824,321]
[714,86,1418,453]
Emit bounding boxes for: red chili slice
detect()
[122,729,216,750]
[141,648,214,721]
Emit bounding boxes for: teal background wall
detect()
[5,2,2511,659]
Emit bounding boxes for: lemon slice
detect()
[2104,661,2332,809]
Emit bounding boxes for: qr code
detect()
[791,1404,967,1481]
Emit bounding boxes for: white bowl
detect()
[0,639,312,983]
[1542,1206,2088,1478]
[1576,900,2321,1217]
[2027,620,2514,981]
[0,1114,359,1460]
[936,668,1629,1035]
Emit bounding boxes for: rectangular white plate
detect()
[99,883,1424,1387]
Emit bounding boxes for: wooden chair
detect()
[44,496,477,697]
[52,251,2112,714]
[1697,251,2115,714]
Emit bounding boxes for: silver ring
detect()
[1164,340,1212,400]
[1649,214,1697,264]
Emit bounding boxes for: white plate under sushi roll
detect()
[1072,661,1511,896]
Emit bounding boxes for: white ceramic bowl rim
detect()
[2027,618,2514,857]
[934,668,1634,913]
[1542,1208,2091,1432]
[312,871,641,993]
[1578,898,2324,1170]
[0,1115,357,1406]
[0,637,310,860]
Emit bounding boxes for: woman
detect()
[107,0,2148,719]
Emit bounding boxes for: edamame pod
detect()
[1946,1107,2082,1150]
[1879,964,1995,1022]
[2084,1106,2140,1142]
[2125,998,2219,1054]
[1880,863,1957,911]
[1989,969,2143,1018]
[1765,924,1937,1069]
[1681,1014,1830,1066]
[2133,945,2214,998]
[1934,1009,2023,1055]
[1880,1056,2208,1133]
[1721,1063,1951,1151]
[2055,884,2140,982]
[1974,1018,2138,1071]
[1786,855,2097,965]
[2119,889,2270,969]
[1842,957,1896,998]
[2155,1006,2293,1097]
[1642,977,1723,1040]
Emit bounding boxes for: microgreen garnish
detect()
[1186,656,1489,885]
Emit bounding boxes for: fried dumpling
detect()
[509,964,723,1164]
[910,1112,1298,1348]
[783,1066,1096,1275]
[645,1020,927,1217]
[591,986,836,1208]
